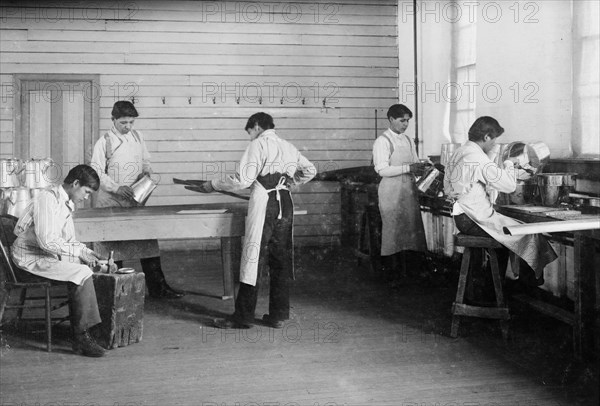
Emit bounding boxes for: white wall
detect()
[476,0,572,158]
[397,1,453,159]
[407,0,576,159]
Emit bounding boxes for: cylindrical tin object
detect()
[416,167,440,194]
[131,174,158,204]
[23,158,60,189]
[537,173,577,206]
[0,158,23,188]
[1,186,31,218]
[440,143,460,167]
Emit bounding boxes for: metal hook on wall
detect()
[322,98,327,108]
[236,97,240,105]
[130,96,136,105]
[188,97,192,105]
[161,97,166,105]
[211,97,216,104]
[280,97,284,105]
[302,98,306,105]
[258,96,263,105]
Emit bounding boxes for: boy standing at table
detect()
[192,112,316,329]
[90,100,183,299]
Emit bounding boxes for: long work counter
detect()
[498,205,600,359]
[73,203,249,300]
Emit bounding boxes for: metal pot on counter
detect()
[509,179,538,205]
[0,158,24,188]
[23,158,60,189]
[0,186,31,218]
[537,173,576,206]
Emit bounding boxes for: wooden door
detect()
[15,75,100,206]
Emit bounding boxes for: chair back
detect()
[0,214,19,283]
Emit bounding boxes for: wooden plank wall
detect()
[0,0,399,246]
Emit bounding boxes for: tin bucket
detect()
[1,187,31,218]
[131,174,159,205]
[416,166,442,196]
[537,173,576,206]
[0,158,23,188]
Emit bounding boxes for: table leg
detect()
[220,237,241,300]
[573,231,596,360]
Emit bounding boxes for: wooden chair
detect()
[450,233,513,342]
[0,214,69,352]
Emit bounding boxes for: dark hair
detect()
[111,101,139,120]
[387,104,413,120]
[64,164,100,191]
[245,112,275,131]
[468,116,504,142]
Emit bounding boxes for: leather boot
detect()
[140,256,185,299]
[72,330,106,357]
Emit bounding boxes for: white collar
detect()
[59,185,75,211]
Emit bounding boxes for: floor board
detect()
[1,246,597,405]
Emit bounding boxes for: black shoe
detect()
[213,318,251,329]
[150,283,185,299]
[262,314,284,329]
[72,331,106,358]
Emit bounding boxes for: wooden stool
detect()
[451,234,510,341]
[91,272,145,349]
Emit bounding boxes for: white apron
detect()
[12,187,92,285]
[93,130,159,261]
[451,179,557,278]
[240,177,292,286]
[377,129,427,256]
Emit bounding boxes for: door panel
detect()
[28,90,52,159]
[16,75,100,208]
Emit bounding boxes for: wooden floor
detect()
[1,246,598,405]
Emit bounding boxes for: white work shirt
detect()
[12,185,94,285]
[444,140,517,216]
[90,126,151,193]
[372,129,419,174]
[212,129,316,191]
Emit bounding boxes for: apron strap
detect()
[103,133,113,174]
[263,176,289,220]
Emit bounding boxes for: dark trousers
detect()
[453,214,542,297]
[16,268,101,335]
[68,277,101,334]
[233,190,293,324]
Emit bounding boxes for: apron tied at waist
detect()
[240,173,293,286]
[257,174,291,220]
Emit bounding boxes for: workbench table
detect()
[74,203,248,300]
[498,205,599,359]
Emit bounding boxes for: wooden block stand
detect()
[91,272,145,349]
